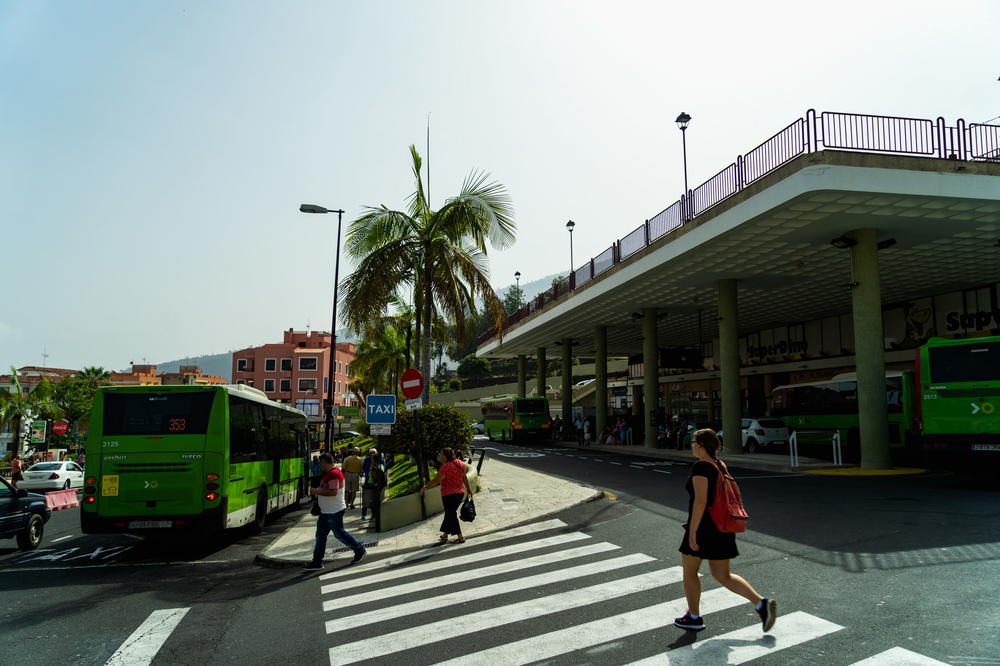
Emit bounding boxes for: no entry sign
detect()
[52,420,69,435]
[400,368,424,399]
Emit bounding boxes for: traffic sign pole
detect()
[400,369,428,520]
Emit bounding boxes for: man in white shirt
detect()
[305,453,366,570]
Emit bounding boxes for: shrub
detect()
[385,402,473,463]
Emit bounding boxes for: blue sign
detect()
[366,394,397,424]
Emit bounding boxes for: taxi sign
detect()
[366,394,396,424]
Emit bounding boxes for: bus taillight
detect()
[206,473,220,481]
[84,496,96,504]
[84,486,96,494]
[205,492,219,501]
[85,476,97,485]
[205,483,219,491]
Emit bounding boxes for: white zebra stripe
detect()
[434,586,747,666]
[849,647,952,665]
[323,541,620,611]
[317,518,567,581]
[320,531,592,594]
[325,552,655,631]
[628,610,844,665]
[326,566,684,665]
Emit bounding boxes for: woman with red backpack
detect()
[674,428,778,634]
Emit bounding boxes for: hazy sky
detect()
[3,0,998,371]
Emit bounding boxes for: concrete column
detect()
[516,355,527,398]
[643,308,658,448]
[595,326,608,440]
[536,347,547,403]
[718,279,741,454]
[849,229,892,469]
[561,338,573,428]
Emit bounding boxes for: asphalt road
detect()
[1,440,997,665]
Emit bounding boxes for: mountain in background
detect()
[498,271,566,302]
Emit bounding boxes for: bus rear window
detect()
[103,392,216,436]
[929,343,1000,383]
[516,399,547,414]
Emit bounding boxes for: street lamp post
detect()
[565,220,575,282]
[299,203,345,452]
[675,112,692,221]
[514,270,521,289]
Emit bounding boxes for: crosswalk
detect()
[316,519,953,665]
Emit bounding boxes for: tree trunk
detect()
[404,321,412,369]
[422,255,433,403]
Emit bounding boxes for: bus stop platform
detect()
[257,457,602,568]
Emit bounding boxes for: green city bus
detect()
[81,384,309,535]
[916,335,1000,455]
[482,396,551,442]
[771,370,918,462]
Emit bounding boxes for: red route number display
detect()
[400,368,424,400]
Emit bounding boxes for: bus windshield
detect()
[102,392,216,436]
[929,342,1000,383]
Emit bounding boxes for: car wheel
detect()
[63,479,72,490]
[745,438,758,454]
[17,513,44,550]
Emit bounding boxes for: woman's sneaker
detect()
[673,611,705,631]
[757,598,777,632]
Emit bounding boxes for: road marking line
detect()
[325,553,658,634]
[849,647,952,665]
[320,531,591,594]
[654,470,671,474]
[629,610,844,665]
[318,518,567,581]
[324,541,619,609]
[610,462,623,465]
[105,607,190,665]
[50,535,74,543]
[327,566,684,664]
[435,586,745,666]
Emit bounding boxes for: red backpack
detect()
[706,459,749,533]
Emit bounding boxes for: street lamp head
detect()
[675,112,692,130]
[514,271,521,280]
[300,204,329,214]
[566,219,576,232]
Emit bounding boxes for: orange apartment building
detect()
[109,364,228,386]
[231,329,357,418]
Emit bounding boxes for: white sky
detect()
[2,0,998,370]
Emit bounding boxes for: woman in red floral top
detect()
[419,447,474,543]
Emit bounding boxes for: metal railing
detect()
[480,109,1000,347]
[789,430,843,468]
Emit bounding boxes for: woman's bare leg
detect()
[707,559,763,605]
[681,554,703,615]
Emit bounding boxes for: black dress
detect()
[678,459,738,560]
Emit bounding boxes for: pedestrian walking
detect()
[341,448,363,509]
[575,415,584,445]
[583,418,592,446]
[674,428,776,633]
[419,447,474,544]
[360,451,388,522]
[10,455,23,488]
[308,455,323,488]
[305,453,365,570]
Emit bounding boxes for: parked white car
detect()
[18,461,84,491]
[720,418,790,453]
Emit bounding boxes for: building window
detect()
[264,358,276,372]
[237,358,250,372]
[264,379,275,392]
[280,358,292,371]
[299,378,317,393]
[236,379,246,385]
[299,357,318,371]
[280,379,290,392]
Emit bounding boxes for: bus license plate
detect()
[128,520,173,529]
[101,475,120,497]
[971,444,1000,451]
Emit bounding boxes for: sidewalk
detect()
[257,457,602,567]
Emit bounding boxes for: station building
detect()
[477,109,1000,469]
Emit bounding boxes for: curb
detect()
[254,488,606,569]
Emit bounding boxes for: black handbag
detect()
[460,497,476,522]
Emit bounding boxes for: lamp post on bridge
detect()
[675,112,692,221]
[565,220,576,283]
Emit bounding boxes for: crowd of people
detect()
[548,414,697,449]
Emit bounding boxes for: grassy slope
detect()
[333,436,435,501]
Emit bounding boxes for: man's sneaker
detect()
[351,548,366,564]
[304,561,324,571]
[757,598,777,632]
[673,611,705,631]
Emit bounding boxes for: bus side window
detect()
[229,398,263,463]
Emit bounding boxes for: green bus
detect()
[917,335,1000,455]
[482,396,551,442]
[81,384,309,535]
[771,370,918,462]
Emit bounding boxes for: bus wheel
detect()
[251,488,267,534]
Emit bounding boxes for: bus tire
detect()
[17,513,44,550]
[251,487,267,534]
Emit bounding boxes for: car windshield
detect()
[28,462,62,470]
[757,419,786,428]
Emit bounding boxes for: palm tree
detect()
[352,326,408,396]
[0,368,61,455]
[76,366,112,391]
[342,145,515,401]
